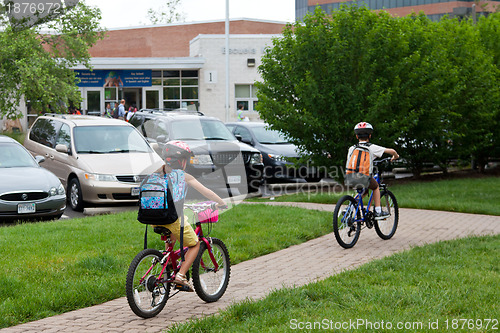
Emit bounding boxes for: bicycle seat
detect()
[153,226,171,236]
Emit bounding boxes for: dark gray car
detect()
[0,135,66,221]
[226,122,325,183]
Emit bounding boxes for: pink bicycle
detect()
[126,202,231,318]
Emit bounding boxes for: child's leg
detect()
[368,178,381,210]
[178,241,200,276]
[165,216,199,275]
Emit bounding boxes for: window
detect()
[152,71,162,86]
[143,118,156,139]
[29,118,61,148]
[162,70,199,109]
[233,126,253,144]
[0,143,38,168]
[235,84,258,112]
[104,88,118,113]
[156,121,170,139]
[73,126,151,154]
[56,124,71,148]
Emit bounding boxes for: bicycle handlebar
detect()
[373,157,392,165]
[184,202,226,214]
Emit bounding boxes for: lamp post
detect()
[225,0,230,122]
[472,4,477,25]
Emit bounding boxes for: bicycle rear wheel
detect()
[333,195,361,248]
[126,249,170,318]
[192,237,231,302]
[374,190,398,240]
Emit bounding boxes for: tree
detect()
[256,4,499,178]
[146,0,185,25]
[0,2,104,119]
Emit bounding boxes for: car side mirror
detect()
[35,155,45,164]
[242,138,254,145]
[235,135,243,142]
[156,135,167,143]
[55,144,69,154]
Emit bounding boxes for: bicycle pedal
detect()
[174,284,192,292]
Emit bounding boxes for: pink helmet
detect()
[164,141,194,169]
[164,141,194,160]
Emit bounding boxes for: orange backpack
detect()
[345,144,372,188]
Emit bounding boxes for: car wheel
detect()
[68,178,85,212]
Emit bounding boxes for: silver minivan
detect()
[24,115,164,211]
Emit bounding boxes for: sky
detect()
[83,0,296,29]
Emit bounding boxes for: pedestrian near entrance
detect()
[112,102,119,119]
[118,99,126,120]
[103,103,112,117]
[126,104,137,122]
[346,122,399,219]
[237,104,249,122]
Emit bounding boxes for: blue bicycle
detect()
[333,158,399,248]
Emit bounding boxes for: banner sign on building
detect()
[75,70,152,87]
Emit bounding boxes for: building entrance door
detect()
[123,88,142,111]
[143,87,162,109]
[85,89,103,116]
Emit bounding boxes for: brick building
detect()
[6,19,285,129]
[296,0,500,21]
[70,19,285,125]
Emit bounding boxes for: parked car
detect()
[24,115,164,211]
[129,109,264,195]
[226,122,325,183]
[0,135,66,220]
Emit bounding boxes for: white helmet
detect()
[354,122,373,136]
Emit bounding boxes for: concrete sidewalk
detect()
[2,204,500,333]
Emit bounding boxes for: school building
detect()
[4,1,499,131]
[72,19,286,125]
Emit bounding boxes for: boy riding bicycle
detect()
[154,141,226,291]
[346,122,399,220]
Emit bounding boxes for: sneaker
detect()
[374,210,390,220]
[173,273,194,292]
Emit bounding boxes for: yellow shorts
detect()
[154,216,198,247]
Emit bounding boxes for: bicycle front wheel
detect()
[333,195,361,248]
[374,190,399,240]
[192,237,231,302]
[126,249,170,318]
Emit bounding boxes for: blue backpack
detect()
[137,170,187,225]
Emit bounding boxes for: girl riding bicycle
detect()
[153,141,226,291]
[347,122,399,220]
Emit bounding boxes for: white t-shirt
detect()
[346,141,386,175]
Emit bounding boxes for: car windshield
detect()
[74,126,152,154]
[252,126,289,144]
[171,119,235,141]
[0,143,38,168]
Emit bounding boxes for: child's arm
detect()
[185,173,226,207]
[384,148,399,161]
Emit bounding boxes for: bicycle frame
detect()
[352,172,382,224]
[138,219,219,287]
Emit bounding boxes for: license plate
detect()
[227,176,241,184]
[131,187,140,196]
[18,203,36,214]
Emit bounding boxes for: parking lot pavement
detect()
[2,204,499,333]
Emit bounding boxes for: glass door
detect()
[85,89,103,116]
[143,87,162,110]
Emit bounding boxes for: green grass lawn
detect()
[0,204,331,328]
[251,176,500,216]
[1,176,498,329]
[170,235,500,333]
